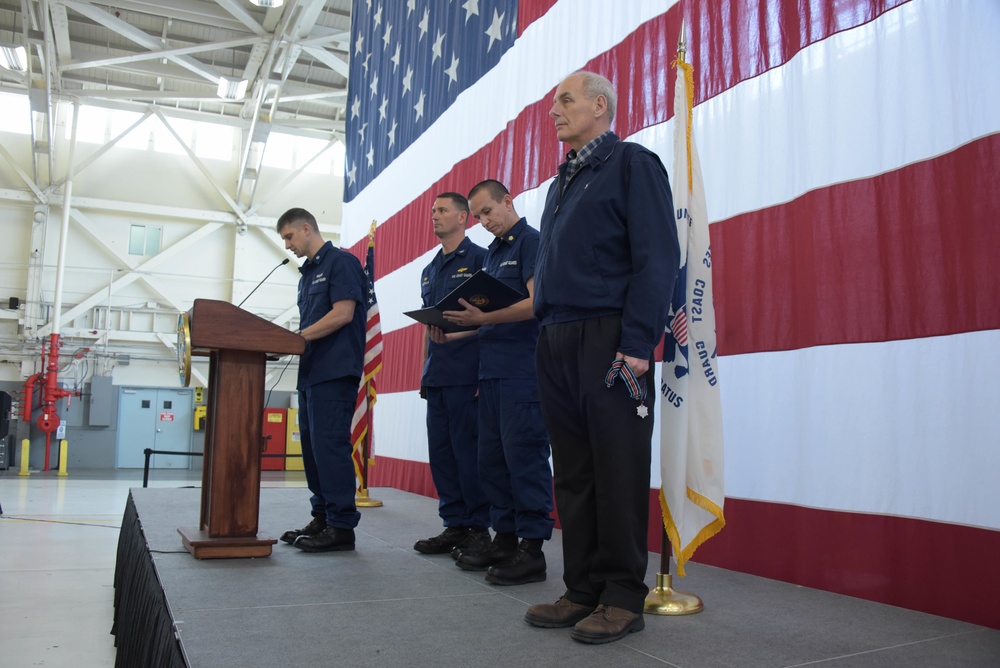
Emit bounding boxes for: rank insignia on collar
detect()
[507,235,514,241]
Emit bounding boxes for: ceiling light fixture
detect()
[0,43,27,72]
[249,0,284,8]
[217,76,249,100]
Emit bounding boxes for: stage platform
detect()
[113,486,1000,668]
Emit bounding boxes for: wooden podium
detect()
[177,299,304,559]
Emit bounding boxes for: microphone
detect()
[238,258,290,308]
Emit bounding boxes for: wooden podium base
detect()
[178,527,278,559]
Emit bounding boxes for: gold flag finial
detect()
[368,220,377,245]
[677,19,687,63]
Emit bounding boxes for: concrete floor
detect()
[0,468,296,667]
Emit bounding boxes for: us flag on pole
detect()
[349,224,383,487]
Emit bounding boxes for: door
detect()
[116,387,194,468]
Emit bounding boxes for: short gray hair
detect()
[574,70,617,123]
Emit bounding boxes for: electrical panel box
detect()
[87,376,113,427]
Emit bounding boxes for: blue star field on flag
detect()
[345,0,518,200]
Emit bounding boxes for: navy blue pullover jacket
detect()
[534,133,680,359]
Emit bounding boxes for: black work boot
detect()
[486,538,546,585]
[451,528,491,560]
[293,526,356,552]
[280,516,326,545]
[413,526,468,554]
[456,532,517,571]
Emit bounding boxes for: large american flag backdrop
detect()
[342,0,1000,629]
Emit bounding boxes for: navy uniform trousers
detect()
[425,384,489,529]
[477,377,554,540]
[535,315,655,614]
[298,376,361,529]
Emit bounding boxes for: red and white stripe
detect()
[342,0,1000,629]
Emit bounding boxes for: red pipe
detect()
[21,371,42,422]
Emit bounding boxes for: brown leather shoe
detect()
[524,596,595,628]
[571,605,645,644]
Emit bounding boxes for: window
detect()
[129,225,162,256]
[0,92,31,134]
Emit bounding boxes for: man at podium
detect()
[276,208,367,552]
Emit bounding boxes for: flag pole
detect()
[644,19,704,616]
[356,382,383,507]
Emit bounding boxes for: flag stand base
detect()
[355,488,383,508]
[643,573,704,615]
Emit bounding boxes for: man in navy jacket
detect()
[276,208,366,553]
[441,180,554,586]
[527,71,681,643]
[413,193,491,557]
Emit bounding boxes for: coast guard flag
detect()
[659,49,726,577]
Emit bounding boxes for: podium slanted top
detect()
[188,299,304,355]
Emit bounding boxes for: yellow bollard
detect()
[18,438,30,476]
[57,439,69,477]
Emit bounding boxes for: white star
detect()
[485,9,504,51]
[418,8,429,40]
[401,65,413,95]
[366,145,374,167]
[369,71,379,98]
[354,32,364,55]
[444,53,459,87]
[358,122,368,142]
[361,51,371,75]
[347,162,356,186]
[391,44,400,71]
[366,0,371,9]
[414,89,425,121]
[373,5,382,28]
[383,23,392,49]
[462,0,479,23]
[350,95,360,119]
[387,120,397,148]
[431,30,444,65]
[379,96,388,122]
[406,0,415,17]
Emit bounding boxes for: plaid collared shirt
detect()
[564,130,612,186]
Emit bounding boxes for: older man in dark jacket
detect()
[527,70,680,644]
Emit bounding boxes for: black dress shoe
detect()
[485,539,546,585]
[293,526,356,552]
[414,526,468,554]
[280,516,326,545]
